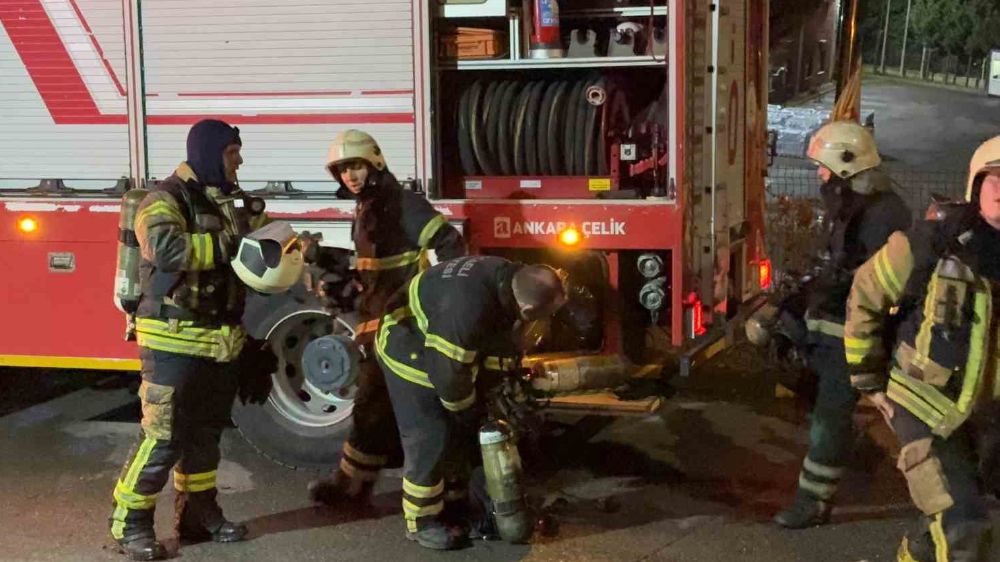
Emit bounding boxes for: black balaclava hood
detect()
[186,119,241,187]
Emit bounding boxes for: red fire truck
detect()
[0,0,770,468]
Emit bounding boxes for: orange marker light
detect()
[558,226,581,247]
[758,258,773,290]
[17,217,38,234]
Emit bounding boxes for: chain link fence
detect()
[764,158,967,276]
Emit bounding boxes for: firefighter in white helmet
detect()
[307,130,466,507]
[773,120,913,529]
[841,136,1000,561]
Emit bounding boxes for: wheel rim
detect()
[268,312,356,429]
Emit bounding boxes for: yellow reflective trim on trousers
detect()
[956,288,991,414]
[425,334,476,364]
[798,474,837,500]
[417,214,447,248]
[845,337,877,365]
[356,250,422,271]
[930,512,950,562]
[875,248,903,301]
[803,457,845,479]
[441,390,476,412]
[137,201,186,228]
[135,319,246,361]
[806,318,845,338]
[111,436,158,539]
[340,458,379,482]
[190,233,214,270]
[113,481,158,509]
[174,470,216,492]
[403,498,444,519]
[343,441,388,466]
[403,478,444,498]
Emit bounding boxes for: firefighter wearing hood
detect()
[307,130,466,507]
[774,121,913,529]
[108,119,275,560]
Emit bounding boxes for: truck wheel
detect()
[232,311,355,471]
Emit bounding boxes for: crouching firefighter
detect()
[376,256,567,550]
[109,119,284,560]
[774,120,912,528]
[308,130,465,506]
[844,136,1000,562]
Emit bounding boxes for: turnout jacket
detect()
[844,207,1000,437]
[134,162,268,362]
[345,174,465,344]
[375,256,523,412]
[805,171,912,345]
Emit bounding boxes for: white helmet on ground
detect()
[232,221,305,294]
[807,120,881,180]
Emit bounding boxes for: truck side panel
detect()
[139,0,419,185]
[0,0,129,187]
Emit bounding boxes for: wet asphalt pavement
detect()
[1,348,997,562]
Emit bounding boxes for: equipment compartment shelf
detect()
[441,55,666,70]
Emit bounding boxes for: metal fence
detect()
[764,160,967,277]
[767,159,967,218]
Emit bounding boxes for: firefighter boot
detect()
[405,519,466,550]
[307,468,374,507]
[110,504,167,561]
[175,489,248,543]
[772,492,832,529]
[115,537,168,561]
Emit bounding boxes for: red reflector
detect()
[759,259,772,290]
[686,292,706,337]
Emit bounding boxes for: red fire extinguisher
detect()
[528,0,563,59]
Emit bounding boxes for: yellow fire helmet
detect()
[966,135,1000,202]
[232,221,305,294]
[325,129,387,176]
[807,120,881,180]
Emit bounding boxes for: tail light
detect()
[758,258,773,290]
[685,292,706,338]
[17,216,38,234]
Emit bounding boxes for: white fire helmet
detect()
[807,120,881,180]
[232,221,305,294]
[966,135,1000,203]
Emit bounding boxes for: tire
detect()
[232,311,357,471]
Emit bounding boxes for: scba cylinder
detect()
[479,420,532,543]
[114,188,149,313]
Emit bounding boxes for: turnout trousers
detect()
[795,341,860,502]
[336,355,401,482]
[891,405,993,562]
[109,348,238,542]
[380,357,472,533]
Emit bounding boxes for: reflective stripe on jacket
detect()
[844,215,997,437]
[375,256,520,412]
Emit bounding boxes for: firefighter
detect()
[376,256,567,550]
[774,121,913,529]
[307,130,465,506]
[109,119,278,561]
[843,136,1000,562]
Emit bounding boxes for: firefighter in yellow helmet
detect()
[844,136,1000,561]
[307,130,466,506]
[773,120,913,528]
[109,120,281,560]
